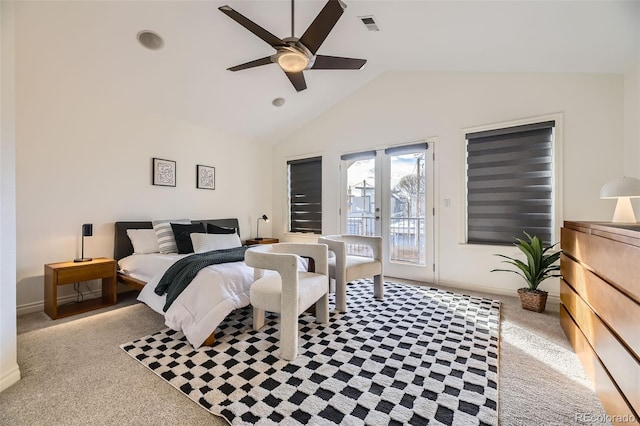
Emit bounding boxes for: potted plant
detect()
[491,232,562,312]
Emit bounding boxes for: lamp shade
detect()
[82,223,93,237]
[600,176,640,223]
[599,176,640,199]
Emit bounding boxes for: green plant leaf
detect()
[491,231,563,290]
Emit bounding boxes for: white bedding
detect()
[119,253,255,349]
[118,253,187,283]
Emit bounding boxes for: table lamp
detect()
[74,223,93,262]
[600,176,640,223]
[256,215,269,240]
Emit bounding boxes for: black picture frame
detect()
[152,158,176,187]
[196,165,215,190]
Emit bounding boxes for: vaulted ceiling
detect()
[16,1,640,144]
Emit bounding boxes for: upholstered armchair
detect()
[317,234,384,313]
[245,243,329,361]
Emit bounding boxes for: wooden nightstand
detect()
[44,257,117,319]
[245,238,279,245]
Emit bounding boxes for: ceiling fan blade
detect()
[285,71,307,92]
[228,57,274,72]
[219,5,287,49]
[299,0,346,55]
[311,55,366,70]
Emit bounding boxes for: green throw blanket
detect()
[154,246,248,312]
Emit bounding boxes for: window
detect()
[288,156,322,234]
[466,120,555,245]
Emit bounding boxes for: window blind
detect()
[466,121,555,245]
[340,151,376,161]
[384,142,429,156]
[288,156,322,234]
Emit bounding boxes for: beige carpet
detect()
[1,283,610,426]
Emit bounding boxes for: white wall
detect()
[1,0,21,392]
[272,71,625,297]
[624,63,640,215]
[638,31,640,181]
[634,37,640,213]
[15,104,272,312]
[14,29,274,313]
[624,66,639,177]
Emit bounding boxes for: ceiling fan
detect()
[218,0,367,92]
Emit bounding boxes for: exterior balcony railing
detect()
[345,215,426,265]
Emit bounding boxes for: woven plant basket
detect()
[517,288,548,313]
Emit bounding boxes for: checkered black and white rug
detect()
[121,280,500,425]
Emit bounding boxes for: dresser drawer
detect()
[56,262,115,285]
[560,280,640,414]
[561,227,640,302]
[560,306,637,422]
[561,255,640,359]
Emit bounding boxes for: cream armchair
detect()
[317,235,384,313]
[245,243,329,361]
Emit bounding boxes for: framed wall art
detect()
[152,158,176,187]
[197,165,215,190]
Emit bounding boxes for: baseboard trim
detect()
[0,364,21,392]
[17,278,561,314]
[435,279,561,305]
[391,276,561,305]
[17,289,104,316]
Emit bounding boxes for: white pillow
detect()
[152,219,191,254]
[191,233,242,253]
[126,229,160,254]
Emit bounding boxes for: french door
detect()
[340,143,435,282]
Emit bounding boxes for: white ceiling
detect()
[17,1,640,144]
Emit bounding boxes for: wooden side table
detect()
[44,257,117,319]
[245,238,279,245]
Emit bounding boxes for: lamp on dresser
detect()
[255,214,269,240]
[599,176,640,223]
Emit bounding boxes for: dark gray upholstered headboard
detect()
[114,218,241,261]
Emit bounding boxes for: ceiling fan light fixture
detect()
[277,51,309,73]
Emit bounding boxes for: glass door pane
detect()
[388,152,426,266]
[344,157,378,256]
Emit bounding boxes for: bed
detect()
[114,219,255,348]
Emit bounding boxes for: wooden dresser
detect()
[560,221,639,424]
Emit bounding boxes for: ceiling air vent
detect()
[359,15,380,32]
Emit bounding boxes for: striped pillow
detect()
[152,219,191,254]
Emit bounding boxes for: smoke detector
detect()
[137,30,164,50]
